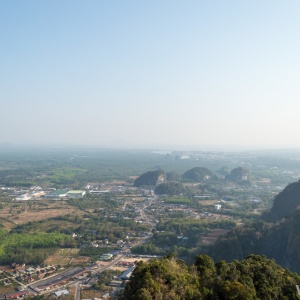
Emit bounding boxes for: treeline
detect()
[79,246,117,262]
[68,193,118,211]
[120,254,300,300]
[156,218,236,233]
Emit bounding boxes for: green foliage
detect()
[166,171,181,181]
[79,246,114,257]
[48,167,85,185]
[157,218,235,237]
[163,197,191,204]
[155,182,188,196]
[0,228,8,237]
[182,167,213,182]
[207,210,300,274]
[120,256,202,300]
[0,232,71,264]
[134,170,165,187]
[121,254,300,300]
[68,193,118,211]
[94,269,120,289]
[225,167,251,184]
[131,243,166,256]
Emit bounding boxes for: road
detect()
[26,196,157,299]
[38,253,128,299]
[139,196,157,228]
[74,282,80,300]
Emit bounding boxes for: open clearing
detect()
[0,200,85,229]
[44,248,90,266]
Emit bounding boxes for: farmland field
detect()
[163,197,191,205]
[0,200,84,229]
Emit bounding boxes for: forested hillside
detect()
[134,170,166,187]
[120,254,300,299]
[205,179,300,273]
[263,179,300,222]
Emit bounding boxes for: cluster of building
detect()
[14,188,86,201]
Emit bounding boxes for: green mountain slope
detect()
[119,254,300,299]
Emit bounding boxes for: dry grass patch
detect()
[0,283,18,294]
[80,288,103,299]
[0,200,85,229]
[198,200,220,206]
[44,248,82,266]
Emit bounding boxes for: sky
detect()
[1,1,300,150]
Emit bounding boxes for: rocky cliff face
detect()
[263,179,300,222]
[207,180,300,273]
[225,167,251,183]
[182,167,213,182]
[134,170,166,187]
[208,210,300,273]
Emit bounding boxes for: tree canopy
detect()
[120,254,300,300]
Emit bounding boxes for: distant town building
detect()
[99,253,113,261]
[214,204,222,211]
[54,289,69,297]
[119,266,136,280]
[66,190,86,198]
[44,190,69,198]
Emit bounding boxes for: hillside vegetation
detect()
[120,254,300,299]
[134,170,166,187]
[182,167,213,182]
[205,179,300,273]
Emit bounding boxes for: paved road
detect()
[74,282,80,300]
[40,253,128,299]
[26,196,158,299]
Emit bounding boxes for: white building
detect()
[214,204,222,211]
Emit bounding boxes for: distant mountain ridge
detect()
[134,166,252,187]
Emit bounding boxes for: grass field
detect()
[44,248,90,266]
[0,200,85,229]
[0,283,19,295]
[198,200,220,206]
[163,197,191,205]
[80,288,103,299]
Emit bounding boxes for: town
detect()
[1,148,300,299]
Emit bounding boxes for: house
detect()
[119,266,135,280]
[54,289,69,297]
[44,190,69,198]
[100,253,113,261]
[214,204,222,211]
[66,190,86,198]
[0,290,30,299]
[109,280,122,287]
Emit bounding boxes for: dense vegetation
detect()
[0,232,71,265]
[134,170,166,187]
[2,148,300,292]
[120,254,300,299]
[155,182,189,195]
[263,179,300,222]
[201,180,300,273]
[207,209,300,273]
[225,167,251,184]
[182,167,213,182]
[132,218,236,260]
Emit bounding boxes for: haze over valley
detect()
[1,1,300,299]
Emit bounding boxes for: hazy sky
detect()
[1,1,300,150]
